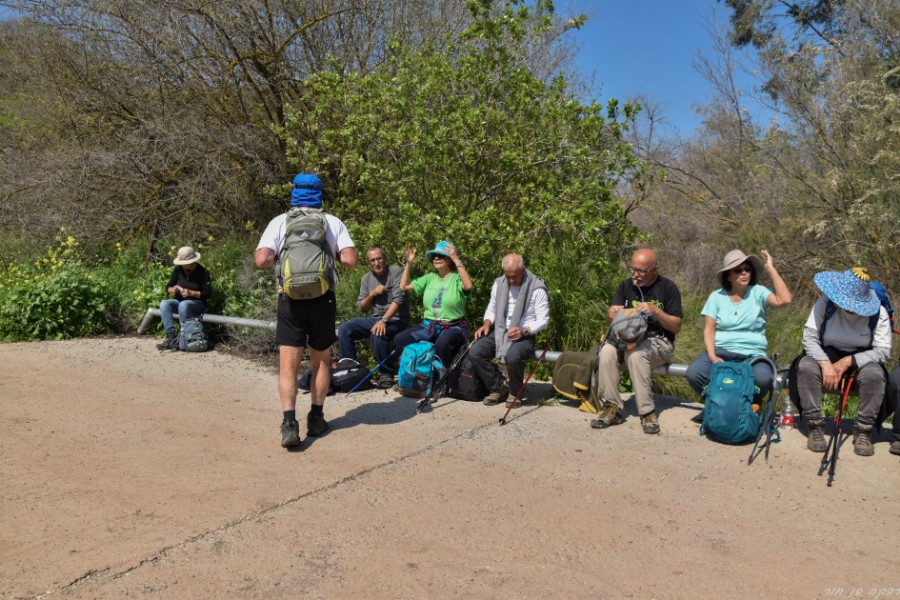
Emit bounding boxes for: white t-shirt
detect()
[256,210,355,287]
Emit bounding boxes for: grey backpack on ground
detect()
[279,207,334,300]
[178,318,209,352]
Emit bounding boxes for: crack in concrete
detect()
[26,404,542,599]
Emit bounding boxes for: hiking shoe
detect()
[505,395,524,409]
[640,412,660,435]
[280,420,301,448]
[306,410,330,437]
[806,419,827,453]
[376,373,395,389]
[852,424,875,457]
[483,384,509,406]
[590,402,624,429]
[690,411,704,424]
[890,440,900,456]
[156,333,177,351]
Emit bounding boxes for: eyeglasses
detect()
[731,265,753,274]
[367,256,385,264]
[628,265,654,275]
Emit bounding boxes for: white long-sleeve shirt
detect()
[482,280,550,334]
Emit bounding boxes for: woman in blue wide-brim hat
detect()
[793,267,892,457]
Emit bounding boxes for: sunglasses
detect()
[431,255,447,262]
[731,264,753,274]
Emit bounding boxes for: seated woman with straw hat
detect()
[684,249,792,421]
[156,245,213,350]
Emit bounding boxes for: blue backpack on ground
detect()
[700,359,760,445]
[397,341,444,398]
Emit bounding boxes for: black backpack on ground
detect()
[446,351,488,401]
[298,358,373,395]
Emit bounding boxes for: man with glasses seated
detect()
[591,248,683,434]
[337,246,410,388]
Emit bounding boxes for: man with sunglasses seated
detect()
[338,245,410,388]
[591,248,683,434]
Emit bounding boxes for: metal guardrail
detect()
[136,308,731,379]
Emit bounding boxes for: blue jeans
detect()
[337,317,408,375]
[159,299,206,336]
[685,348,774,397]
[392,323,467,370]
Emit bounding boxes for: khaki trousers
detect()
[596,336,674,416]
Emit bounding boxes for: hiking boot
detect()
[483,384,509,406]
[505,395,524,409]
[376,373,395,389]
[306,410,330,437]
[806,419,827,453]
[890,440,900,456]
[852,424,875,457]
[590,402,623,429]
[156,333,177,351]
[640,412,660,435]
[280,420,301,448]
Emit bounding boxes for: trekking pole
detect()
[818,373,855,486]
[499,331,557,426]
[342,349,396,399]
[417,338,477,412]
[747,356,782,465]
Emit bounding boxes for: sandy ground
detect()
[1,337,898,600]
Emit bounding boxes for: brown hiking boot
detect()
[483,384,509,406]
[852,424,875,457]
[590,402,623,429]
[890,440,900,456]
[640,412,660,435]
[806,419,827,453]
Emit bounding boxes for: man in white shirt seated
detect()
[471,254,550,407]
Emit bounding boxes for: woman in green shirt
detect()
[392,240,473,367]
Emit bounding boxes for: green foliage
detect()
[275,1,644,351]
[0,232,114,341]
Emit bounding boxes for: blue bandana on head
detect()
[291,173,323,208]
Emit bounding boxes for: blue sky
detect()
[564,0,761,137]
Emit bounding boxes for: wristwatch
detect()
[381,317,389,323]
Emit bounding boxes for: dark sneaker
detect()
[483,384,509,406]
[852,424,874,457]
[306,410,330,437]
[376,373,395,389]
[890,440,900,456]
[280,420,301,448]
[590,402,623,429]
[806,419,827,453]
[690,411,704,424]
[640,412,660,435]
[156,333,177,351]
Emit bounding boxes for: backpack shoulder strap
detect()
[819,300,837,345]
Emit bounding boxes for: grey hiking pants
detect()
[795,355,886,426]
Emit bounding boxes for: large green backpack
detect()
[279,208,334,300]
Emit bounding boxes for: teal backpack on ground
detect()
[700,359,760,444]
[279,207,334,300]
[397,341,444,399]
[178,318,208,352]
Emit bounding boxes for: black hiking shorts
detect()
[275,291,337,351]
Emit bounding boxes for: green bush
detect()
[0,233,114,341]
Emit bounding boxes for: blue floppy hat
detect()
[291,173,323,208]
[425,240,455,260]
[813,268,881,317]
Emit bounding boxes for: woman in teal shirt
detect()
[685,249,792,407]
[392,240,473,367]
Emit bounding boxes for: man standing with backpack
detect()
[255,173,357,449]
